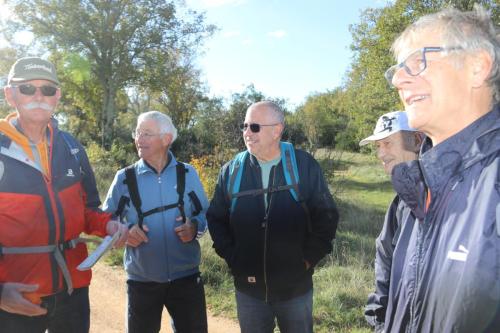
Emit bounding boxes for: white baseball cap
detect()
[359,111,416,146]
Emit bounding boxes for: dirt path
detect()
[89,262,239,333]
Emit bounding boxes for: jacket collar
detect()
[392,104,500,218]
[137,150,177,175]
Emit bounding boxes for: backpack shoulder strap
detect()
[176,162,187,223]
[123,164,145,229]
[280,141,300,201]
[227,150,248,212]
[280,141,312,231]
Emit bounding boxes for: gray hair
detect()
[137,111,178,143]
[391,5,500,102]
[248,100,285,124]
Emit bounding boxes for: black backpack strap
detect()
[123,165,145,229]
[188,191,202,217]
[176,163,187,223]
[115,196,130,220]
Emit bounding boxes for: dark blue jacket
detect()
[385,106,500,332]
[365,195,415,332]
[207,147,338,302]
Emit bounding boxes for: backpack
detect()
[226,141,311,228]
[116,162,202,230]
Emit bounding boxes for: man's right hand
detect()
[126,224,149,247]
[0,283,47,316]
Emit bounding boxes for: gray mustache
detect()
[23,102,54,111]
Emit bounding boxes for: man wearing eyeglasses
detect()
[382,6,500,333]
[207,101,338,333]
[0,57,128,333]
[103,111,209,333]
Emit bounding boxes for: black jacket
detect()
[365,195,416,332]
[207,147,338,302]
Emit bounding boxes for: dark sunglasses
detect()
[239,123,279,133]
[15,84,58,97]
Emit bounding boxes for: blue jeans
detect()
[0,287,90,333]
[235,289,313,333]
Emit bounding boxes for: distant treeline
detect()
[1,0,498,164]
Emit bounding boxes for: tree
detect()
[5,0,215,147]
[344,0,499,145]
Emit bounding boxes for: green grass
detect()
[91,149,395,332]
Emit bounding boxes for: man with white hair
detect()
[103,111,210,333]
[383,5,500,332]
[359,111,422,332]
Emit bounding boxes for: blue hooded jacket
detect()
[385,105,500,332]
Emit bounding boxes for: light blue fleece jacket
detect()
[103,152,209,282]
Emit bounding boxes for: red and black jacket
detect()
[0,118,110,303]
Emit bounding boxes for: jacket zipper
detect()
[263,165,278,302]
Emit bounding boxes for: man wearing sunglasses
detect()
[0,57,128,333]
[382,6,500,333]
[207,101,338,333]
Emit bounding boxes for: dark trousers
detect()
[127,273,208,333]
[0,287,90,333]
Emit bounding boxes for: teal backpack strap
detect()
[227,150,248,212]
[280,141,312,231]
[280,141,300,201]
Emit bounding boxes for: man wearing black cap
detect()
[0,57,128,333]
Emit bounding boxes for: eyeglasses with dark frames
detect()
[13,84,58,97]
[239,123,280,133]
[384,46,462,86]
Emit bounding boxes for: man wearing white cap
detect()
[359,111,422,333]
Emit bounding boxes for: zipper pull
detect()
[262,215,268,228]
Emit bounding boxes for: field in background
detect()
[96,150,394,332]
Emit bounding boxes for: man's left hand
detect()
[106,218,128,248]
[174,217,197,243]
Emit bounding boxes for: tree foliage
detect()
[5,0,215,147]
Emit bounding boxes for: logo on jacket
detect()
[66,169,75,177]
[447,245,469,262]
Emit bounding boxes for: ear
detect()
[274,123,284,140]
[162,133,173,147]
[55,87,62,102]
[470,50,493,88]
[412,132,424,152]
[4,86,17,108]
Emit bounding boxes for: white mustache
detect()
[22,102,54,111]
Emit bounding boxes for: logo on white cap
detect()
[359,111,416,146]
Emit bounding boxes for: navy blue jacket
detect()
[207,147,338,302]
[385,106,500,332]
[365,195,415,332]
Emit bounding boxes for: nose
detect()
[391,67,413,88]
[33,88,45,101]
